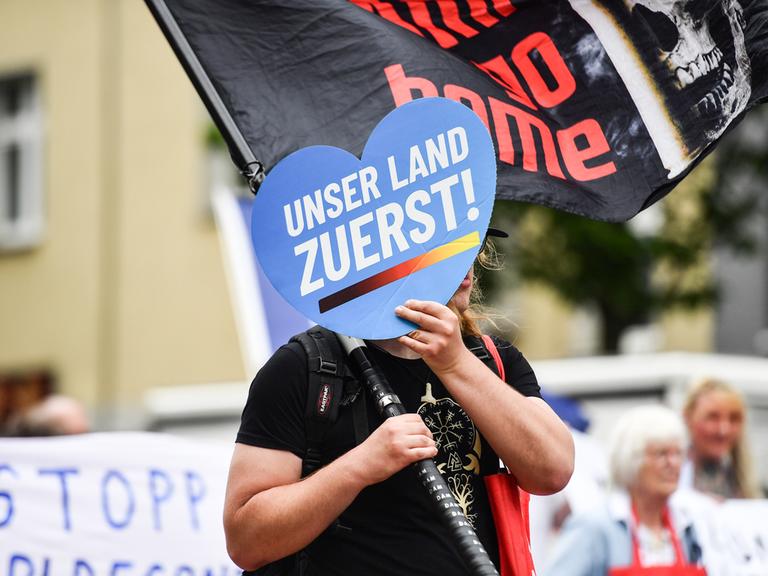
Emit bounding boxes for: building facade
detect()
[0,0,244,429]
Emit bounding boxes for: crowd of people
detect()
[540,377,762,576]
[2,239,762,576]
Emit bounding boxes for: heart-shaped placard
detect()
[252,97,497,339]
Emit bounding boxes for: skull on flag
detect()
[620,0,751,152]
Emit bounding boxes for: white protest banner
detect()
[700,499,768,576]
[673,490,768,576]
[0,432,240,576]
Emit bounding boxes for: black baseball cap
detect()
[480,227,508,252]
[485,227,508,239]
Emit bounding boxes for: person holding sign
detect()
[542,405,706,576]
[223,236,574,575]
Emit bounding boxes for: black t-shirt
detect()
[237,336,541,576]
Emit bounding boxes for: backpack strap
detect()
[465,334,505,381]
[290,326,366,478]
[291,326,347,477]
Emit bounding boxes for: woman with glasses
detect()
[543,405,706,576]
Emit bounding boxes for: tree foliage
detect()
[490,108,767,353]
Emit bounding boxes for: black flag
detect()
[149,0,768,221]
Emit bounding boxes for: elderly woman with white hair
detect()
[542,405,706,576]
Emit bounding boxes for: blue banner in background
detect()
[251,98,497,339]
[237,197,312,350]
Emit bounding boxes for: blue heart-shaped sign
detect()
[252,97,497,339]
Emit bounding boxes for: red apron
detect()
[609,507,706,576]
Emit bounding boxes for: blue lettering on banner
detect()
[252,97,497,339]
[184,471,205,532]
[74,559,95,576]
[111,561,133,576]
[102,469,135,530]
[8,554,51,576]
[38,467,79,531]
[3,555,243,576]
[149,469,174,531]
[0,464,17,528]
[9,554,33,576]
[3,465,212,533]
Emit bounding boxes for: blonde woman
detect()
[681,378,761,499]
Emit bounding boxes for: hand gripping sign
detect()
[252,98,497,339]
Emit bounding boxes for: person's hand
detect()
[395,299,471,374]
[345,414,436,486]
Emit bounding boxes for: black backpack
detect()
[243,326,366,576]
[244,325,500,576]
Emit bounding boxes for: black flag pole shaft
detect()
[336,334,500,576]
[144,0,264,190]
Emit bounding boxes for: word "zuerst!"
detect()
[282,127,479,297]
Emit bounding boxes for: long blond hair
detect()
[683,378,761,498]
[450,238,503,337]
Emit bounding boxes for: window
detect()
[0,73,43,251]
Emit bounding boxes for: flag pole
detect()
[144,0,264,192]
[336,333,501,576]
